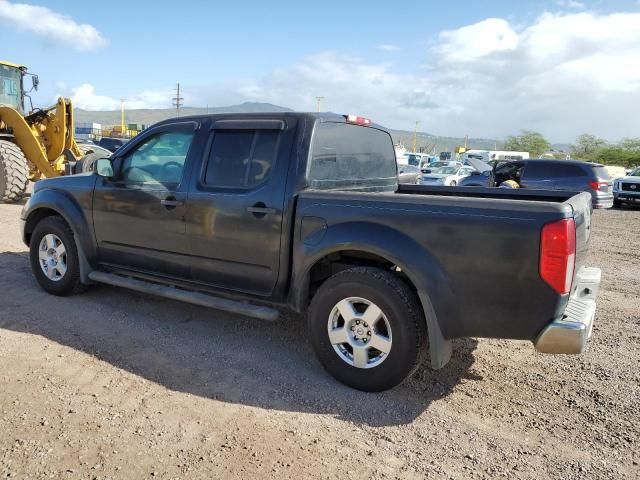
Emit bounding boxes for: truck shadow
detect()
[0,251,480,427]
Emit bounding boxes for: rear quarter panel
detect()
[293,190,578,340]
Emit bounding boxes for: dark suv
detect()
[98,137,129,153]
[460,159,613,208]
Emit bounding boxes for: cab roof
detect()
[0,61,26,70]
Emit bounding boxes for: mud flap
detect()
[418,291,452,369]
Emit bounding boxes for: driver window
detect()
[120,130,195,186]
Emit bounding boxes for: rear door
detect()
[185,118,297,296]
[520,161,555,189]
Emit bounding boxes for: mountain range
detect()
[75,102,564,153]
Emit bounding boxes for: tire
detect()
[0,139,29,203]
[613,199,621,209]
[308,267,427,392]
[77,151,103,173]
[29,216,85,296]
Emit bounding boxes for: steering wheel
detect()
[161,161,183,182]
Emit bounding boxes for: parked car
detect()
[22,112,601,392]
[418,165,475,186]
[459,159,613,209]
[398,152,429,167]
[613,166,640,207]
[397,164,421,184]
[420,160,462,174]
[98,137,129,153]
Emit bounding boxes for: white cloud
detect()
[435,18,519,62]
[0,0,107,51]
[218,11,640,141]
[60,83,173,110]
[377,44,401,52]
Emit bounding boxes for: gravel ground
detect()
[0,201,638,479]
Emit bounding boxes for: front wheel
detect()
[29,216,85,296]
[613,198,622,208]
[308,267,427,392]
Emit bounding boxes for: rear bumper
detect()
[593,192,613,209]
[534,266,600,354]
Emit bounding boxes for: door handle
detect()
[161,198,183,208]
[246,203,276,216]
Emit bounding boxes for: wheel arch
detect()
[23,189,95,283]
[289,221,455,368]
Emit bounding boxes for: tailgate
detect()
[566,191,593,280]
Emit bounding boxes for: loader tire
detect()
[0,140,29,203]
[78,151,103,173]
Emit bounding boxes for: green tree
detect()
[504,130,551,158]
[620,137,640,152]
[571,134,607,160]
[595,147,640,168]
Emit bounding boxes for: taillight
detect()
[588,180,609,191]
[540,218,576,295]
[344,114,372,126]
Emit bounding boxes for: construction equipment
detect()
[0,61,90,202]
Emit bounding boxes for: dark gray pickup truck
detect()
[21,112,601,391]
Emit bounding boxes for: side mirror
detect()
[95,158,114,178]
[482,171,490,177]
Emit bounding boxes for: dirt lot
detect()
[0,202,638,480]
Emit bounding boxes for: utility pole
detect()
[172,82,183,117]
[120,99,125,138]
[413,121,419,152]
[315,96,325,112]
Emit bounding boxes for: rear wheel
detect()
[0,140,29,203]
[308,267,427,392]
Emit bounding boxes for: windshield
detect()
[0,64,22,110]
[307,121,397,192]
[631,167,640,176]
[434,167,457,174]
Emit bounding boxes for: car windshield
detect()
[631,167,640,176]
[434,167,457,174]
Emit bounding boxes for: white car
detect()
[417,165,476,186]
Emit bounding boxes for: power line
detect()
[172,82,183,117]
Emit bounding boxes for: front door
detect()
[185,118,296,296]
[92,122,199,278]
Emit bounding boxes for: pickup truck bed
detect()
[21,112,601,392]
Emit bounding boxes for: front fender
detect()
[22,186,96,281]
[290,221,457,367]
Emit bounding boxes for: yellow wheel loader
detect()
[0,61,91,202]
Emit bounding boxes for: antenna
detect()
[172,82,183,117]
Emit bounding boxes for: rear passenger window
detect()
[204,130,279,188]
[555,164,587,177]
